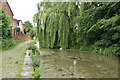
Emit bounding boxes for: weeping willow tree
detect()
[33,2,80,49]
[33,2,120,55]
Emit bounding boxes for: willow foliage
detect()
[33,2,79,49]
[33,2,120,55]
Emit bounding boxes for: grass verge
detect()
[1,40,28,52]
[1,41,30,78]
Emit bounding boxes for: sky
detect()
[7,0,41,24]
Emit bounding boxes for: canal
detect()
[40,49,118,78]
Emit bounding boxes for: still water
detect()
[40,49,118,78]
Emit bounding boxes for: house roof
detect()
[1,0,14,16]
[13,19,23,24]
[13,19,21,22]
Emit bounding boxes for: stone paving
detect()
[21,50,33,78]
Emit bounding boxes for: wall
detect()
[13,20,18,29]
[21,24,25,33]
[13,32,31,40]
[0,1,14,19]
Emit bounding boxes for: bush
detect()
[80,45,94,51]
[0,40,2,49]
[28,44,37,53]
[28,42,41,78]
[32,67,41,79]
[94,40,111,48]
[28,43,40,55]
[31,55,40,71]
[15,27,20,32]
[103,44,120,55]
[1,39,15,50]
[29,28,36,38]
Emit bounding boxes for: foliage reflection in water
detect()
[40,49,118,78]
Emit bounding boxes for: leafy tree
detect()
[24,21,33,33]
[34,2,120,55]
[24,21,36,38]
[0,8,12,39]
[29,27,37,38]
[0,8,15,50]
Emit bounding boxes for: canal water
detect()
[40,49,118,78]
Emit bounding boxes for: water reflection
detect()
[40,49,118,78]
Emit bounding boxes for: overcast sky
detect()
[7,0,41,24]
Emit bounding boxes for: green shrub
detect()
[35,49,40,55]
[14,27,20,32]
[32,67,41,79]
[94,40,111,48]
[28,42,41,78]
[28,43,40,55]
[31,55,40,71]
[80,45,94,51]
[0,40,2,49]
[1,39,15,50]
[29,28,36,38]
[103,44,120,55]
[28,44,37,53]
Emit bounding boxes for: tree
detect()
[29,27,37,38]
[34,2,79,49]
[0,8,12,39]
[34,2,120,55]
[0,8,15,50]
[24,21,33,33]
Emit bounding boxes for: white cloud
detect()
[7,0,41,24]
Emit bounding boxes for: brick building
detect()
[13,19,24,33]
[0,0,25,33]
[0,0,31,40]
[0,0,14,19]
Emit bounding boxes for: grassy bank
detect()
[1,41,31,78]
[0,39,28,52]
[79,45,119,56]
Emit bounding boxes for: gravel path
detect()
[0,40,32,78]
